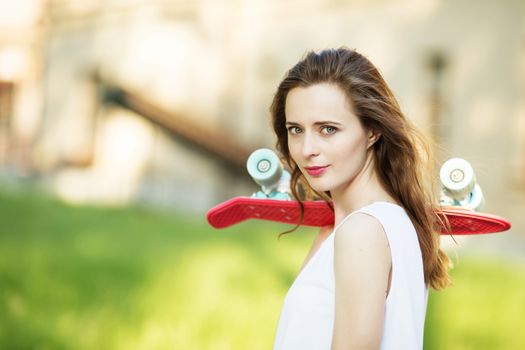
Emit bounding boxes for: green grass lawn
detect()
[1,189,524,349]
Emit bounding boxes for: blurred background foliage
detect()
[1,189,524,349]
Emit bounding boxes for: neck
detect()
[330,155,395,226]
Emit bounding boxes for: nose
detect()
[301,132,320,158]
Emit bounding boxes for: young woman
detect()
[270,48,451,349]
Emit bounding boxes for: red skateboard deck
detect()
[206,197,511,235]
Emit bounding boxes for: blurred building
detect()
[0,0,524,230]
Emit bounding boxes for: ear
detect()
[367,131,381,148]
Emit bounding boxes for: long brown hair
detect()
[270,48,451,290]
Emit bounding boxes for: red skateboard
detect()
[206,150,511,235]
[206,197,511,235]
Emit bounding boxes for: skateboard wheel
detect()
[439,158,476,200]
[459,184,485,211]
[247,148,283,188]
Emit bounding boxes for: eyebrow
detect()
[285,121,343,127]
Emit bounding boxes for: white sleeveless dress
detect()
[273,202,428,350]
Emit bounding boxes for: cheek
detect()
[334,135,368,163]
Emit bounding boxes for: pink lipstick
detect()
[305,166,329,176]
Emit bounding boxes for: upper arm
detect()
[331,213,391,350]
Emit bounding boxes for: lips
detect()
[304,165,329,176]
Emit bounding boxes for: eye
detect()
[287,126,302,135]
[321,126,338,135]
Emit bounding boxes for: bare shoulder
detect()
[333,212,391,279]
[333,212,391,295]
[334,212,389,249]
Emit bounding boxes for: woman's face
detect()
[285,83,374,194]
